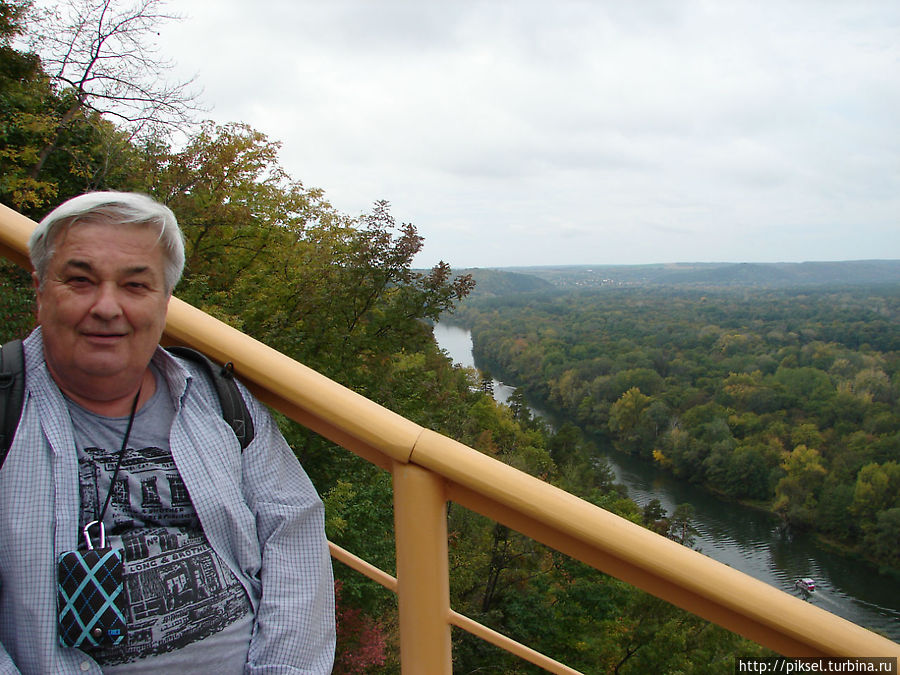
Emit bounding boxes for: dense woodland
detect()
[453,284,900,574]
[2,1,869,671]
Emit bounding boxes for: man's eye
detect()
[67,276,92,286]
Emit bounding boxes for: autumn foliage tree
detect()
[333,580,388,674]
[131,121,474,389]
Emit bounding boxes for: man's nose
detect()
[90,283,124,319]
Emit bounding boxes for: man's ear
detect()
[32,272,42,313]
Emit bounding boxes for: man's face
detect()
[34,220,171,397]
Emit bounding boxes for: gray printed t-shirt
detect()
[67,365,253,673]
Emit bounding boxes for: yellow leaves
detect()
[721,370,766,405]
[851,462,900,520]
[853,367,891,402]
[609,386,650,435]
[323,480,356,539]
[780,444,826,479]
[0,175,58,211]
[716,332,750,355]
[652,449,671,468]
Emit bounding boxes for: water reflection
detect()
[432,322,518,406]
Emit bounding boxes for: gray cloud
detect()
[158,0,900,267]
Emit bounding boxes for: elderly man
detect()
[0,192,335,673]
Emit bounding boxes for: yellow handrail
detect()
[2,202,897,671]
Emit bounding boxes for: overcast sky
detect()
[157,1,900,269]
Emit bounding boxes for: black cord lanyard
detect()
[83,388,141,551]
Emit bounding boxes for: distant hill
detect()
[498,260,900,290]
[455,267,556,296]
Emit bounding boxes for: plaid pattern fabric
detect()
[0,329,335,674]
[57,548,126,648]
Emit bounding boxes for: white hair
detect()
[29,192,186,292]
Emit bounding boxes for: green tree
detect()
[724,445,772,500]
[507,387,530,422]
[791,423,824,451]
[609,387,651,453]
[0,0,55,212]
[817,482,856,540]
[864,508,900,569]
[642,498,668,535]
[0,260,34,343]
[137,123,474,388]
[774,445,827,528]
[668,503,700,548]
[850,462,900,524]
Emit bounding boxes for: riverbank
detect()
[433,321,900,641]
[536,387,900,581]
[474,338,900,580]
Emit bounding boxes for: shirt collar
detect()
[151,346,193,409]
[23,327,194,410]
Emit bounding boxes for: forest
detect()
[0,0,866,671]
[452,283,900,574]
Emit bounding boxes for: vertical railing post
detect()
[393,461,452,674]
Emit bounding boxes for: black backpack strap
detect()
[0,340,26,467]
[165,346,255,451]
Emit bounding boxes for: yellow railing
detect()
[1,203,897,673]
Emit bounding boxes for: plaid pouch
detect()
[57,547,127,648]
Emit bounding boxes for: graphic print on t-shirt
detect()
[78,445,251,665]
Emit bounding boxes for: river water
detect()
[432,322,900,643]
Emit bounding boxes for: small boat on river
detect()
[795,578,816,593]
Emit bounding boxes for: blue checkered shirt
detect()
[0,329,335,674]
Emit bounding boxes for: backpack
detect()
[0,340,254,469]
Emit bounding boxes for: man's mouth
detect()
[82,331,128,341]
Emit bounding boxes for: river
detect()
[432,322,900,643]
